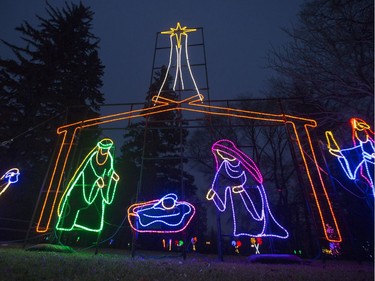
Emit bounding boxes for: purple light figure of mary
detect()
[206,139,289,239]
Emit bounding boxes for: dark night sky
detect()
[0,0,305,104]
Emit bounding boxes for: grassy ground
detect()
[0,245,373,281]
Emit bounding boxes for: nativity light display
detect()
[35,22,341,244]
[325,118,374,196]
[0,168,20,197]
[206,139,289,239]
[55,138,119,232]
[127,193,195,233]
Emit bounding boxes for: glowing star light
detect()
[326,118,374,196]
[206,139,289,239]
[0,168,20,197]
[155,22,201,103]
[127,193,195,233]
[161,22,196,49]
[56,138,120,232]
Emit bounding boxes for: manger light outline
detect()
[127,193,195,234]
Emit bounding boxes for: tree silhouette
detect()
[117,66,204,249]
[120,66,197,201]
[0,2,105,240]
[266,0,374,260]
[267,0,373,128]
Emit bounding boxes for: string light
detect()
[161,22,196,49]
[250,237,262,254]
[155,22,201,103]
[36,95,342,241]
[325,118,374,196]
[55,138,120,232]
[191,236,197,251]
[322,224,341,257]
[232,240,241,254]
[0,168,20,197]
[127,193,195,233]
[292,122,342,242]
[176,240,184,247]
[206,139,289,239]
[162,239,166,249]
[35,23,341,243]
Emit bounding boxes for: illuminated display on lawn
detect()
[55,138,119,232]
[0,168,20,197]
[206,139,289,239]
[127,193,195,233]
[326,118,374,196]
[322,224,341,256]
[250,237,262,254]
[191,236,198,251]
[232,240,242,254]
[36,23,341,243]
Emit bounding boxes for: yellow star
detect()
[161,22,196,48]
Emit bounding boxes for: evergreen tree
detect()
[118,66,203,247]
[0,2,105,239]
[120,66,197,201]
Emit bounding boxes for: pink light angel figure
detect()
[206,139,289,239]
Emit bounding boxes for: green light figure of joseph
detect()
[56,138,119,232]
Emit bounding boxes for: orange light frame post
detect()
[35,94,342,243]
